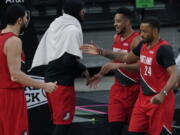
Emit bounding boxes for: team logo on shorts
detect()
[63,112,70,120]
[22,131,28,135]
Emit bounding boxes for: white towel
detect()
[30,13,83,70]
[176,54,180,77]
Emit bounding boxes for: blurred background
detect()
[19,0,180,69]
[1,0,180,69]
[1,0,180,135]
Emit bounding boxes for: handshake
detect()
[82,62,124,88]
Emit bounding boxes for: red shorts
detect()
[128,91,175,135]
[108,80,139,123]
[46,85,76,125]
[0,88,28,135]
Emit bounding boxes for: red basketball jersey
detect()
[0,32,24,89]
[112,32,139,85]
[140,39,171,95]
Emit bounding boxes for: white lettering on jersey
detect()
[113,48,128,53]
[140,55,152,65]
[144,65,152,76]
[149,50,154,54]
[123,43,129,46]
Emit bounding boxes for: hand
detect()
[82,70,90,85]
[80,44,101,55]
[43,82,57,93]
[88,73,103,88]
[176,81,180,88]
[100,62,123,75]
[150,92,165,104]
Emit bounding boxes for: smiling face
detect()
[114,13,128,35]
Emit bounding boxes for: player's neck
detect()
[148,36,160,47]
[2,25,20,36]
[121,27,134,39]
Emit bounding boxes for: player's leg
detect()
[47,85,76,135]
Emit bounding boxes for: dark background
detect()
[0,0,180,135]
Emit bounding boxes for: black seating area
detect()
[30,0,171,34]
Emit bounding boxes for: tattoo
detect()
[101,49,126,61]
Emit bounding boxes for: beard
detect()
[20,25,26,35]
[19,21,29,35]
[142,37,152,44]
[75,13,84,23]
[145,39,152,44]
[117,27,126,35]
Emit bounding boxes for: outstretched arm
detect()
[5,37,57,93]
[80,44,139,63]
[80,35,142,63]
[88,62,139,88]
[99,62,139,76]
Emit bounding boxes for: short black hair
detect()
[116,8,133,23]
[141,16,160,32]
[63,0,84,19]
[5,4,26,25]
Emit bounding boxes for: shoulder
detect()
[160,39,171,46]
[6,36,21,44]
[65,25,81,33]
[156,44,174,60]
[131,35,142,49]
[132,35,142,43]
[158,45,173,53]
[113,34,118,41]
[5,36,22,50]
[63,25,82,38]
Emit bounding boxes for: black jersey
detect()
[45,52,86,86]
[133,40,175,68]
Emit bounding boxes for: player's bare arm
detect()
[161,65,178,94]
[151,65,178,104]
[5,37,57,93]
[130,35,142,50]
[80,44,139,63]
